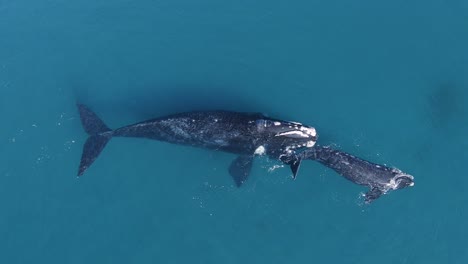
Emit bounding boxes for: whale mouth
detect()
[272,122,317,140]
[275,127,317,138]
[275,128,317,148]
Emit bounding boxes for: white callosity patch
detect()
[273,121,281,126]
[274,125,317,148]
[254,145,266,155]
[289,121,302,125]
[275,130,310,138]
[300,126,316,137]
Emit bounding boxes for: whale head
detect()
[254,119,318,179]
[255,119,318,151]
[364,171,414,204]
[393,173,415,190]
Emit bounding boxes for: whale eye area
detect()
[255,119,276,132]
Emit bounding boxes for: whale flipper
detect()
[77,104,113,176]
[229,155,254,187]
[289,158,302,179]
[364,187,383,204]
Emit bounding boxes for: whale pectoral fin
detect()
[229,155,254,187]
[290,158,302,179]
[364,187,383,204]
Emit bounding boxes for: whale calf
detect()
[77,104,317,186]
[299,146,414,203]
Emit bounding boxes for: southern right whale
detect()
[299,146,414,203]
[76,104,317,186]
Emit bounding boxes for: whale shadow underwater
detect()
[76,104,414,204]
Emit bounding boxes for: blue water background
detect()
[1,0,467,263]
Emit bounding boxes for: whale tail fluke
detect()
[77,104,113,176]
[77,103,111,134]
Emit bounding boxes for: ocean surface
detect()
[1,0,467,263]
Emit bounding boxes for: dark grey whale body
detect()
[298,146,414,203]
[77,104,317,186]
[77,104,413,203]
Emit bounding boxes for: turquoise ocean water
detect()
[1,0,467,263]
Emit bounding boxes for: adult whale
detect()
[76,104,317,186]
